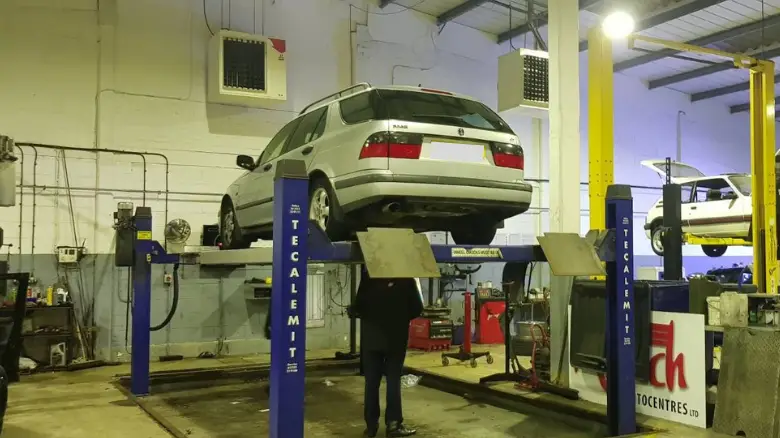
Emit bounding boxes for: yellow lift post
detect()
[587,27,615,233]
[587,33,778,294]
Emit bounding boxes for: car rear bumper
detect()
[334,173,533,213]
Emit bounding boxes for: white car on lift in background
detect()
[642,160,752,258]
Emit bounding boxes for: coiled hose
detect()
[151,263,180,332]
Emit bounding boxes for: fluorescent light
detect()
[602,11,635,39]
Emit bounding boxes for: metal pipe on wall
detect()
[16,142,171,240]
[12,146,24,264]
[30,146,38,271]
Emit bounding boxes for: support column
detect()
[547,0,581,386]
[131,207,153,397]
[270,160,309,438]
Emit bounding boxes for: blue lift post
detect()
[269,161,309,438]
[605,185,637,436]
[128,160,637,437]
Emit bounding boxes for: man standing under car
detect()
[351,267,423,437]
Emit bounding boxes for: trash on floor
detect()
[401,374,421,388]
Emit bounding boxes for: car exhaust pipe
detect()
[382,202,402,214]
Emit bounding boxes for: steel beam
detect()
[731,97,780,114]
[497,0,600,43]
[616,13,780,72]
[692,73,780,102]
[649,47,780,89]
[437,0,490,25]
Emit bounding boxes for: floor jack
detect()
[442,291,493,368]
[480,262,579,400]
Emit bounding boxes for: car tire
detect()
[309,177,348,242]
[220,199,251,250]
[650,222,665,257]
[702,245,727,257]
[450,222,498,246]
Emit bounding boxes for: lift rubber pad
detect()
[713,327,780,438]
[537,232,606,277]
[357,228,440,279]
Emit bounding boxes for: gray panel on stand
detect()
[357,228,440,279]
[537,233,605,277]
[714,327,780,438]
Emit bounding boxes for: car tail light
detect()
[492,143,524,170]
[359,132,423,160]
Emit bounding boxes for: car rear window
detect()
[338,89,513,134]
[377,89,513,134]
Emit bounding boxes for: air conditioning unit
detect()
[497,48,549,118]
[207,30,287,106]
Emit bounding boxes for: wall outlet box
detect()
[56,246,85,264]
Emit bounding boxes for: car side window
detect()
[340,91,376,124]
[283,107,328,154]
[680,182,694,203]
[258,118,302,165]
[692,178,735,203]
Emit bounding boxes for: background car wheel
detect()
[309,177,348,241]
[702,245,727,257]
[450,222,498,246]
[650,223,665,257]
[220,199,251,250]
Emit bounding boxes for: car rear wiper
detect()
[409,114,467,123]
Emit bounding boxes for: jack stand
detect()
[442,291,492,368]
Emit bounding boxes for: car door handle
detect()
[690,206,697,210]
[263,163,272,171]
[301,146,314,156]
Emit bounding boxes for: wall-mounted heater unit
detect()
[497,48,549,119]
[208,30,287,106]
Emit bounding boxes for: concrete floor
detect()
[2,347,732,437]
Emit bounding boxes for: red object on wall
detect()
[476,301,506,344]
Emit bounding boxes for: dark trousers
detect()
[363,349,406,427]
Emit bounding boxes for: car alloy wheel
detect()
[310,187,330,231]
[223,210,235,246]
[651,226,664,256]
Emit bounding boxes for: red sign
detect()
[591,321,688,393]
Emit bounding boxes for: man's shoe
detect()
[364,425,379,437]
[386,422,417,437]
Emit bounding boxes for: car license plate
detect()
[428,142,485,163]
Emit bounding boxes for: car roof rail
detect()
[299,82,372,115]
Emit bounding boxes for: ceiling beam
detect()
[648,46,780,89]
[497,0,601,43]
[580,0,728,52]
[730,98,780,114]
[691,73,780,102]
[437,0,491,25]
[615,13,780,72]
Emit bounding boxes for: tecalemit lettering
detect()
[286,217,304,374]
[622,220,632,347]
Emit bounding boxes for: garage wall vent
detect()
[207,30,287,106]
[497,49,549,118]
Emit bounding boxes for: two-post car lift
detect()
[125,158,641,437]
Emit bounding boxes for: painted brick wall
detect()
[0,0,759,357]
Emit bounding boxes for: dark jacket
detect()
[354,275,424,353]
